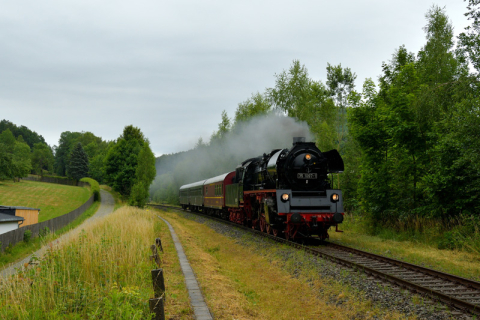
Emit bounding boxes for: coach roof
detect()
[179,179,207,190]
[204,172,231,185]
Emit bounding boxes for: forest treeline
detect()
[150,3,480,246]
[0,122,155,207]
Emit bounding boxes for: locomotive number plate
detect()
[297,173,317,179]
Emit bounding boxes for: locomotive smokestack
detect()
[293,137,305,145]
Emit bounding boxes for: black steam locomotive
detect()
[180,137,344,240]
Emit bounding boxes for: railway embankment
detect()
[157,208,476,319]
[329,218,480,283]
[152,207,459,320]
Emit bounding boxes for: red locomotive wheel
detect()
[259,218,266,232]
[266,224,271,235]
[285,224,292,241]
[272,228,279,237]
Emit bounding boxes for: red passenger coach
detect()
[202,172,235,219]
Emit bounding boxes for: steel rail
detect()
[149,203,480,316]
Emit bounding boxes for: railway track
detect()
[149,203,480,317]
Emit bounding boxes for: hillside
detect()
[0,180,91,222]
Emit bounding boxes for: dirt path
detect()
[0,189,114,278]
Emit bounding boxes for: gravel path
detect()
[173,210,472,320]
[0,189,114,278]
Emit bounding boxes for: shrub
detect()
[39,226,50,238]
[23,230,32,243]
[80,177,100,201]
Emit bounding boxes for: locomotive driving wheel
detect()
[266,224,271,235]
[259,217,266,232]
[272,228,279,237]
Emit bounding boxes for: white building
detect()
[0,213,24,235]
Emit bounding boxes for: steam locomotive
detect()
[179,137,344,240]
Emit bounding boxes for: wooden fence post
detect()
[150,244,160,266]
[149,297,165,320]
[156,237,163,252]
[151,268,165,298]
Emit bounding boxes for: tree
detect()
[268,60,313,120]
[68,142,89,180]
[12,138,32,181]
[105,125,146,197]
[130,141,156,207]
[54,131,82,176]
[326,63,357,152]
[0,143,12,180]
[458,0,480,75]
[0,120,46,149]
[234,92,272,125]
[210,110,231,143]
[0,129,16,180]
[31,143,54,176]
[417,5,458,85]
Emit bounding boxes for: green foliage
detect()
[234,92,272,124]
[129,142,156,207]
[105,125,146,197]
[210,110,232,143]
[0,143,13,180]
[12,139,32,180]
[54,131,110,183]
[23,230,32,243]
[68,142,89,180]
[0,129,32,181]
[347,5,480,230]
[458,0,480,74]
[267,60,313,120]
[80,177,101,201]
[0,119,46,149]
[39,226,50,238]
[31,142,54,176]
[54,131,82,176]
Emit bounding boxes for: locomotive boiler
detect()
[179,137,345,240]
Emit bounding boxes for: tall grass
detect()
[342,212,480,254]
[0,207,159,319]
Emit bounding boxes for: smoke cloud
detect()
[150,114,313,202]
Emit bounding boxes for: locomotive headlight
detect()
[281,193,289,202]
[305,154,312,161]
[331,193,339,202]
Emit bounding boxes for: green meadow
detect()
[0,180,91,222]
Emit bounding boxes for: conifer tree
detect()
[68,142,89,180]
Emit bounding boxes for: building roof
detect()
[0,205,40,211]
[0,213,24,222]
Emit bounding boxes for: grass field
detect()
[0,180,91,222]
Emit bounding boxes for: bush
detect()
[23,230,32,243]
[39,227,50,238]
[80,177,100,201]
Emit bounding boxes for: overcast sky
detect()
[1,0,471,156]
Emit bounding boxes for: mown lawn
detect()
[0,180,91,222]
